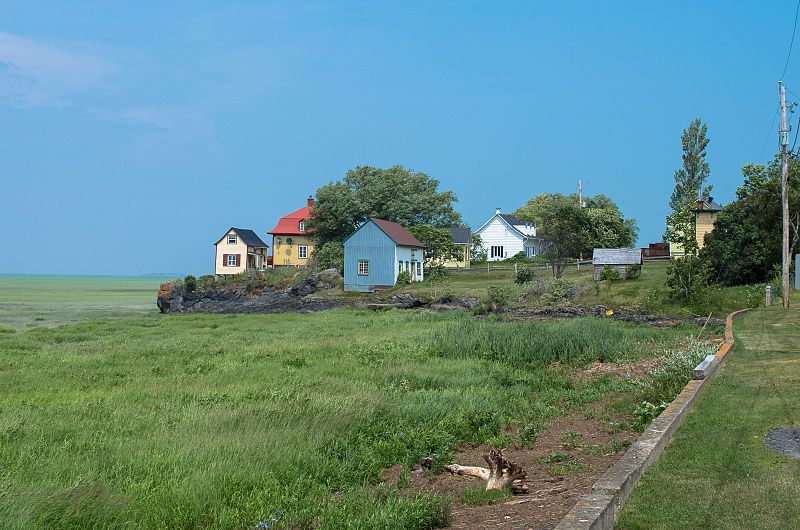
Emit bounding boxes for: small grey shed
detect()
[592,248,642,281]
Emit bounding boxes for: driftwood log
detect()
[445,449,528,493]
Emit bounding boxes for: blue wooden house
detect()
[343,218,426,291]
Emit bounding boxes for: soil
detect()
[381,410,638,530]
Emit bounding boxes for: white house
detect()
[475,209,544,261]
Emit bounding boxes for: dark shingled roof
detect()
[216,228,268,248]
[499,213,523,226]
[372,219,425,248]
[444,227,471,244]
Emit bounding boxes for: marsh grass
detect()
[429,316,697,367]
[0,307,700,529]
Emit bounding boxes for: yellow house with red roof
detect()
[268,196,315,267]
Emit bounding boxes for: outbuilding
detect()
[592,248,642,281]
[343,218,426,292]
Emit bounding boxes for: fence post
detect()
[514,263,518,274]
[766,285,773,307]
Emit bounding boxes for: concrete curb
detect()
[555,308,750,530]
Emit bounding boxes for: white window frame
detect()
[358,259,369,276]
[299,221,306,232]
[416,261,421,275]
[226,254,237,266]
[298,245,308,259]
[491,245,504,258]
[227,234,237,244]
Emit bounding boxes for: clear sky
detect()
[0,1,795,275]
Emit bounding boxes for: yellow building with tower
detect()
[268,196,316,267]
[668,198,722,257]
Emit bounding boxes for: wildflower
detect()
[270,517,278,522]
[399,431,405,438]
[274,509,282,514]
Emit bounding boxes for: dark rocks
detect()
[764,428,800,460]
[157,269,344,315]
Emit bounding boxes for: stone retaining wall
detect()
[556,308,750,530]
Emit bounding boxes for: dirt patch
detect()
[384,411,637,529]
[571,356,663,383]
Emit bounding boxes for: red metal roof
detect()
[372,218,425,247]
[267,197,315,235]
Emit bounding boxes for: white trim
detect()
[227,234,237,244]
[298,245,308,259]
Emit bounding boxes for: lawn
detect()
[0,275,170,329]
[617,306,800,529]
[0,291,706,529]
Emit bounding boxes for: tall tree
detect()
[408,225,459,267]
[669,117,712,211]
[514,192,637,250]
[700,156,800,285]
[309,165,462,245]
[537,202,593,278]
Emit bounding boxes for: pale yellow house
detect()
[268,196,315,267]
[214,228,269,275]
[441,227,472,268]
[669,199,722,257]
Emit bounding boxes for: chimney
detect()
[307,195,314,207]
[495,208,501,215]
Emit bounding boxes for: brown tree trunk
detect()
[445,449,528,493]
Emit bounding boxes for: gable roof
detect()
[370,219,425,247]
[476,211,528,239]
[444,227,471,244]
[592,248,642,265]
[215,228,268,248]
[268,201,314,235]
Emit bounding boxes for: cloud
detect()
[90,105,207,131]
[0,30,118,107]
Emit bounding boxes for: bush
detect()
[599,265,620,283]
[312,241,344,275]
[515,266,537,284]
[183,275,197,293]
[541,278,580,305]
[483,285,512,311]
[396,271,411,285]
[197,274,216,291]
[627,263,642,280]
[427,264,448,281]
[635,342,715,410]
[666,256,708,302]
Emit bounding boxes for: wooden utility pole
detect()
[779,81,791,308]
[578,180,583,209]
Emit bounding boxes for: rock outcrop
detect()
[157,269,345,314]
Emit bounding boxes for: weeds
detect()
[460,485,512,506]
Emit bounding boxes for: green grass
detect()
[617,307,800,529]
[0,304,703,529]
[460,484,512,506]
[0,275,168,329]
[395,261,765,318]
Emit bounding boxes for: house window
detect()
[416,262,421,275]
[227,234,237,244]
[491,246,504,258]
[399,260,403,272]
[299,221,306,232]
[405,261,410,273]
[298,245,308,259]
[226,254,238,267]
[358,260,369,276]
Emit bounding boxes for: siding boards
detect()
[344,222,396,291]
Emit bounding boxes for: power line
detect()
[780,0,800,80]
[759,106,780,163]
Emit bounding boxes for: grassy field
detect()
[396,260,764,318]
[0,271,712,529]
[617,306,800,529]
[0,275,169,329]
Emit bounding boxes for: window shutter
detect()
[223,254,229,266]
[235,254,241,266]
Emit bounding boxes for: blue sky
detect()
[0,1,795,275]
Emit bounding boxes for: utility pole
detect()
[578,180,583,209]
[779,81,791,308]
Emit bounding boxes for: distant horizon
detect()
[1,1,793,275]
